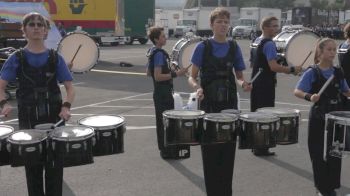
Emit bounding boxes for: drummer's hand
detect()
[1,103,12,117]
[294,65,303,75]
[311,94,320,103]
[59,107,71,121]
[175,67,188,77]
[68,62,73,70]
[196,87,204,101]
[242,81,252,92]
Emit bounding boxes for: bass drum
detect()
[171,36,203,72]
[274,30,320,69]
[57,32,100,73]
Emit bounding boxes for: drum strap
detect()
[147,48,173,87]
[338,44,350,82]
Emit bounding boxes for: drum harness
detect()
[199,39,237,109]
[147,48,174,92]
[309,65,346,117]
[15,49,62,126]
[337,44,350,85]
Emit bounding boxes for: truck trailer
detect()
[49,0,154,45]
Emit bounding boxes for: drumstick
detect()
[70,44,82,64]
[51,119,65,129]
[300,51,313,68]
[185,64,192,70]
[318,75,334,96]
[249,68,263,84]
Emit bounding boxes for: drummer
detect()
[146,26,189,159]
[0,12,74,196]
[249,16,303,156]
[294,38,350,196]
[188,7,251,196]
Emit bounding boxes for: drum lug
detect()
[203,120,206,130]
[114,129,118,139]
[123,126,126,133]
[19,145,22,156]
[216,122,219,132]
[163,118,168,128]
[39,143,42,154]
[84,141,87,151]
[52,141,56,151]
[66,143,69,153]
[179,118,183,128]
[92,137,96,146]
[6,143,11,152]
[0,142,2,151]
[195,119,198,129]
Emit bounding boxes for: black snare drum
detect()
[78,115,126,156]
[163,110,205,146]
[257,108,300,145]
[325,111,350,159]
[7,130,47,167]
[239,112,279,149]
[202,113,238,145]
[50,126,94,167]
[0,125,14,166]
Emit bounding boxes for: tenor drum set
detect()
[0,115,126,168]
[162,107,301,150]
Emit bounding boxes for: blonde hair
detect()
[313,38,336,64]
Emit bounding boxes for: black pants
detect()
[153,84,174,151]
[201,142,236,196]
[25,163,63,196]
[308,113,341,194]
[200,98,237,196]
[19,107,63,196]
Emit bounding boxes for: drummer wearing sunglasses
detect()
[249,16,303,156]
[0,12,75,196]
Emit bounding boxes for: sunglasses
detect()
[27,22,44,27]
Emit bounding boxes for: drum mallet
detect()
[318,74,334,96]
[70,44,82,65]
[300,51,313,68]
[248,68,263,84]
[51,119,65,129]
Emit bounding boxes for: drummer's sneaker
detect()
[253,148,275,156]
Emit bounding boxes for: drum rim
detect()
[57,31,100,73]
[77,115,125,130]
[163,109,205,119]
[0,125,14,139]
[327,111,350,124]
[8,130,47,144]
[171,36,203,67]
[50,126,95,141]
[204,113,238,122]
[239,112,279,122]
[256,107,300,118]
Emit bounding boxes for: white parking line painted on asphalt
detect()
[91,69,146,76]
[89,105,154,109]
[71,114,155,117]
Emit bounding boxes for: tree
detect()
[310,0,329,9]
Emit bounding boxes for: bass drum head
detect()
[57,32,99,73]
[171,37,202,73]
[283,30,319,68]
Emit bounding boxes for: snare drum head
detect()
[257,107,300,118]
[163,109,205,119]
[240,112,279,122]
[327,111,350,122]
[57,32,99,73]
[205,113,238,122]
[9,129,46,143]
[221,109,241,115]
[78,115,124,127]
[0,125,14,139]
[171,37,202,68]
[283,30,319,68]
[51,126,94,140]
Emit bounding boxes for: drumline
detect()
[0,115,126,168]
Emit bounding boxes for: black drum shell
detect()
[239,120,278,149]
[202,120,237,145]
[8,140,47,167]
[277,116,299,145]
[164,117,203,146]
[92,124,125,156]
[0,137,10,166]
[50,137,94,167]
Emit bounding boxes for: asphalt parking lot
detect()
[0,38,349,196]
